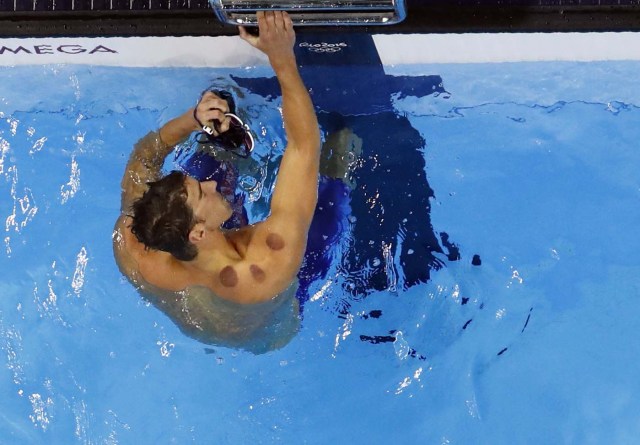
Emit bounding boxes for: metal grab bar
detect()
[210,0,407,26]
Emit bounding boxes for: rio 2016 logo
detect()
[299,42,347,53]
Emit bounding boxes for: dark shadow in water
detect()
[233,34,452,309]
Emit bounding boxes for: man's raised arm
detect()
[240,11,321,226]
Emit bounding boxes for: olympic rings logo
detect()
[299,42,348,53]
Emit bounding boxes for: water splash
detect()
[0,322,25,387]
[8,117,19,136]
[382,241,398,293]
[393,330,410,360]
[71,247,88,296]
[0,137,9,174]
[28,393,53,431]
[157,340,175,358]
[332,313,354,357]
[60,155,80,204]
[4,165,38,255]
[29,137,47,156]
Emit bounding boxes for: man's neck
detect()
[188,228,245,269]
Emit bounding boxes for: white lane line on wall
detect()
[0,36,269,67]
[2,32,640,67]
[373,32,640,65]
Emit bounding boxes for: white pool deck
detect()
[1,32,640,67]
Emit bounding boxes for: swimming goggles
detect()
[193,90,255,158]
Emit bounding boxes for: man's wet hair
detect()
[129,170,199,261]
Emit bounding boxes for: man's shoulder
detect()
[113,215,177,287]
[113,215,138,255]
[245,217,307,260]
[112,215,142,282]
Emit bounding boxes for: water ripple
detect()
[71,246,88,296]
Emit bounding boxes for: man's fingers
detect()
[273,10,285,30]
[243,10,296,54]
[217,116,231,134]
[209,109,227,124]
[238,26,257,46]
[199,92,230,112]
[265,10,276,29]
[283,11,293,32]
[196,107,227,129]
[198,103,228,116]
[257,10,268,35]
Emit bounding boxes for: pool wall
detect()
[2,32,640,68]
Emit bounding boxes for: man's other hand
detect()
[194,91,231,135]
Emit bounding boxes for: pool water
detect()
[1,37,640,444]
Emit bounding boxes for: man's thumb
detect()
[239,26,259,47]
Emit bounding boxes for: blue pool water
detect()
[1,42,640,443]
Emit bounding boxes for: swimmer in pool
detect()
[113,11,320,353]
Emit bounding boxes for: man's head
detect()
[129,171,198,261]
[129,171,234,261]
